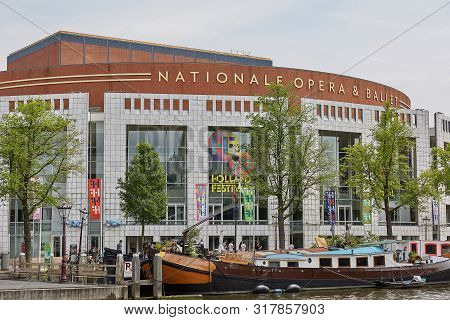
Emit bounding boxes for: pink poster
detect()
[32,207,41,220]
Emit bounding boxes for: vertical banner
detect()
[241,187,255,222]
[32,207,41,220]
[432,200,439,226]
[362,199,372,224]
[88,178,102,221]
[325,190,336,225]
[195,184,207,222]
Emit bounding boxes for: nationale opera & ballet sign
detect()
[145,70,407,107]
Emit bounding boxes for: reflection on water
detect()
[204,284,450,300]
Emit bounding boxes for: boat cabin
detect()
[254,247,400,269]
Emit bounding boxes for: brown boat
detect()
[144,246,450,295]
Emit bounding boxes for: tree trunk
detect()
[141,224,145,254]
[277,206,286,250]
[22,199,32,264]
[384,197,394,239]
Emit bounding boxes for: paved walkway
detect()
[0,279,87,290]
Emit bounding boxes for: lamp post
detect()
[78,208,89,264]
[231,152,241,253]
[423,217,430,241]
[57,204,72,283]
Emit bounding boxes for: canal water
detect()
[204,284,450,300]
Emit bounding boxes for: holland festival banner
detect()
[325,190,336,224]
[362,199,372,224]
[88,178,102,221]
[195,184,207,222]
[241,187,255,222]
[432,200,439,225]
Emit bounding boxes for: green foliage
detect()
[117,142,167,224]
[408,251,418,263]
[247,83,335,249]
[361,231,380,244]
[0,100,83,262]
[154,240,175,252]
[117,142,168,252]
[325,231,379,248]
[185,227,201,257]
[342,102,439,239]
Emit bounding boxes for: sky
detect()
[0,0,449,119]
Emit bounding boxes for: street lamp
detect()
[77,208,89,264]
[423,217,431,241]
[57,204,72,283]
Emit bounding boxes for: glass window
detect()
[338,257,350,267]
[356,257,368,267]
[176,206,184,220]
[287,261,298,268]
[127,125,187,220]
[374,256,385,266]
[425,244,437,255]
[10,199,16,222]
[319,258,332,267]
[167,206,176,220]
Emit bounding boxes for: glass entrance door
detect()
[338,206,352,224]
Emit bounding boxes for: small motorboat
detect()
[374,276,427,289]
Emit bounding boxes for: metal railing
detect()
[10,259,119,285]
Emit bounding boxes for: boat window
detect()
[425,244,437,255]
[308,258,312,263]
[374,256,385,266]
[356,257,368,267]
[319,258,332,267]
[287,261,298,268]
[338,258,350,267]
[268,261,279,268]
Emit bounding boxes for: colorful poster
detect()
[241,187,255,222]
[88,178,102,221]
[362,199,372,224]
[432,200,439,226]
[325,190,336,225]
[195,184,207,222]
[32,207,41,220]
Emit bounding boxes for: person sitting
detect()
[288,243,295,250]
[228,242,234,252]
[239,242,246,251]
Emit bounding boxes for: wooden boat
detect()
[143,246,450,295]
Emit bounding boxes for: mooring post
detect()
[131,253,140,299]
[153,253,163,299]
[19,253,25,269]
[115,254,124,285]
[79,253,87,284]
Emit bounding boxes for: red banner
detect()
[88,178,102,221]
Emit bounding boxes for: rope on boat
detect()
[156,256,202,282]
[320,267,375,285]
[301,269,321,288]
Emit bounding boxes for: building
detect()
[0,31,448,258]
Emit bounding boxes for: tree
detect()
[432,144,450,195]
[247,84,334,249]
[342,102,439,239]
[117,142,168,253]
[0,100,82,263]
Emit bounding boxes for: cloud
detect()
[0,0,448,118]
